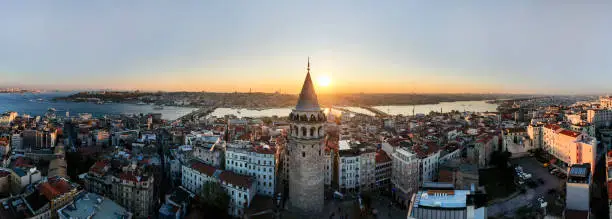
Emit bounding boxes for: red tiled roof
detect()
[544,124,561,130]
[608,181,612,201]
[14,157,33,168]
[252,145,275,154]
[119,172,139,182]
[190,161,217,176]
[412,141,440,158]
[90,160,109,174]
[40,183,59,200]
[38,177,74,201]
[559,129,581,138]
[220,171,253,188]
[0,170,11,177]
[375,150,392,164]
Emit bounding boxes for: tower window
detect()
[310,127,315,136]
[302,152,305,157]
[302,127,307,136]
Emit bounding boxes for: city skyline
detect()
[2,1,612,94]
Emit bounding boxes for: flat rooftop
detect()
[58,192,132,219]
[413,190,470,209]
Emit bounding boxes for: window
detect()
[302,152,305,157]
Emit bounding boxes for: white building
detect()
[12,167,42,190]
[181,160,255,217]
[185,131,224,168]
[587,109,612,127]
[336,140,376,193]
[11,133,22,151]
[391,146,420,206]
[565,113,583,125]
[408,188,487,219]
[565,164,591,218]
[324,145,333,186]
[225,144,276,196]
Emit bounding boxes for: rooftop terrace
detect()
[58,192,132,219]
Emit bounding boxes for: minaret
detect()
[287,58,325,214]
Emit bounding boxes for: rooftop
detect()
[58,192,132,219]
[413,189,470,209]
[251,145,275,155]
[220,171,253,189]
[559,129,581,138]
[375,150,392,164]
[38,176,76,201]
[568,163,590,184]
[189,160,218,177]
[564,210,589,219]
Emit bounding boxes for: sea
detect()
[0,93,498,120]
[0,92,197,120]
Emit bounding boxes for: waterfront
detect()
[1,93,497,120]
[0,93,197,120]
[374,100,498,116]
[209,100,497,118]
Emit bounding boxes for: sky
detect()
[1,1,612,94]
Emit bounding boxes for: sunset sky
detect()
[1,1,611,94]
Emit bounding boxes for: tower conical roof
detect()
[295,59,320,111]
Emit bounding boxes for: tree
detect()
[490,150,512,169]
[198,181,231,218]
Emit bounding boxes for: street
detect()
[487,157,562,218]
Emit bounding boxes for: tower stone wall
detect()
[287,59,325,214]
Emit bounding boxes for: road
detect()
[369,195,407,219]
[487,157,562,218]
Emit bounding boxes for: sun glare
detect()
[317,75,331,87]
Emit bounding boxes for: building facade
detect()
[391,147,420,206]
[375,150,392,191]
[225,144,276,196]
[543,124,597,171]
[181,160,255,217]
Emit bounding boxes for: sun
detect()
[317,75,332,87]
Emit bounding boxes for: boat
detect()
[136,101,147,105]
[153,105,164,110]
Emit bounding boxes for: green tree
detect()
[198,181,231,218]
[490,150,512,169]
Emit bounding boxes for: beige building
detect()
[543,124,597,171]
[84,160,156,218]
[110,172,155,218]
